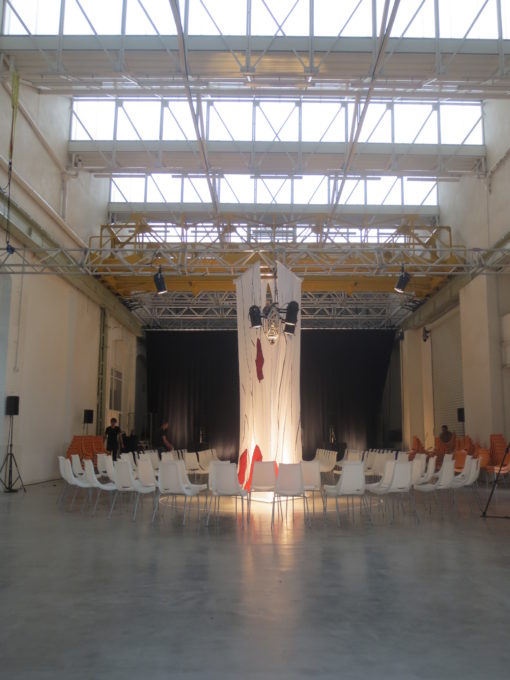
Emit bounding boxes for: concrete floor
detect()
[1,482,510,679]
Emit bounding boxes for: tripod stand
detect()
[481,444,509,519]
[0,415,26,493]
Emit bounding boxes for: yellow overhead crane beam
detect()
[88,217,463,300]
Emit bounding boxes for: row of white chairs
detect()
[60,453,480,528]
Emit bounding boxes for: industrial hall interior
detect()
[2,1,510,678]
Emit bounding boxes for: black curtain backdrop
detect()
[300,330,395,458]
[146,332,240,459]
[146,330,395,460]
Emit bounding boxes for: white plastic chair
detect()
[96,453,109,476]
[154,460,207,525]
[315,449,337,473]
[148,450,160,472]
[301,460,322,514]
[271,463,309,527]
[57,456,72,506]
[183,451,201,475]
[323,461,367,526]
[197,449,214,472]
[248,461,277,522]
[414,458,455,513]
[71,454,85,478]
[84,459,116,515]
[206,463,248,526]
[62,458,90,511]
[414,456,437,485]
[366,460,395,491]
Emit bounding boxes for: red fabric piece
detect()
[255,338,264,381]
[244,445,263,491]
[238,448,248,486]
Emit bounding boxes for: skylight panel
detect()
[188,0,247,35]
[162,102,196,141]
[302,103,346,142]
[438,0,498,39]
[182,178,210,202]
[250,0,309,36]
[394,103,438,144]
[110,176,146,202]
[403,179,437,206]
[71,100,116,140]
[4,0,61,34]
[147,174,181,202]
[314,0,373,37]
[221,175,255,203]
[367,176,401,205]
[208,101,253,141]
[440,104,483,144]
[294,175,329,204]
[376,0,435,38]
[255,102,299,142]
[116,101,161,140]
[64,0,123,35]
[125,0,176,35]
[256,177,292,204]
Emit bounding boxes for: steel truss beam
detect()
[3,35,510,99]
[125,290,419,331]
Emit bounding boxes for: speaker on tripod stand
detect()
[1,396,25,493]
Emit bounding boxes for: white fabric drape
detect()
[236,262,302,473]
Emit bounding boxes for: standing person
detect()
[159,421,174,457]
[439,424,454,452]
[104,417,123,461]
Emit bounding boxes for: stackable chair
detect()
[271,463,309,528]
[300,460,322,515]
[197,449,214,473]
[62,457,90,511]
[84,459,116,515]
[315,449,338,482]
[96,453,109,477]
[206,462,248,527]
[413,456,436,486]
[57,456,73,506]
[71,454,85,479]
[248,461,277,522]
[109,459,155,521]
[414,458,455,514]
[153,460,207,525]
[323,461,367,526]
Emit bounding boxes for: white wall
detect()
[0,84,109,245]
[0,83,137,484]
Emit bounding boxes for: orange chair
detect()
[455,436,474,456]
[487,434,510,483]
[412,436,425,453]
[453,449,468,472]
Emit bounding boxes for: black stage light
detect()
[249,305,262,328]
[284,301,299,335]
[154,266,167,294]
[394,265,411,294]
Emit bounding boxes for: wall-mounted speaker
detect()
[5,396,19,416]
[457,407,465,423]
[83,409,94,424]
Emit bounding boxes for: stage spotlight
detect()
[394,265,411,294]
[284,301,299,335]
[249,305,262,328]
[153,266,167,295]
[422,327,431,342]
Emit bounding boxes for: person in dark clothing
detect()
[104,418,123,461]
[159,421,174,455]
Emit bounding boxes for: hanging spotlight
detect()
[394,265,411,294]
[284,301,299,335]
[153,266,167,295]
[249,305,262,328]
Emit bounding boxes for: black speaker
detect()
[83,409,94,424]
[5,396,19,416]
[457,407,465,423]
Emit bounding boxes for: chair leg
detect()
[108,490,118,519]
[241,496,244,527]
[133,492,141,521]
[271,494,276,527]
[69,485,79,511]
[92,488,102,516]
[151,490,160,523]
[335,496,341,527]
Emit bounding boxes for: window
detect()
[109,368,122,412]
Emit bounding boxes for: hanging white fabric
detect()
[235,262,302,482]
